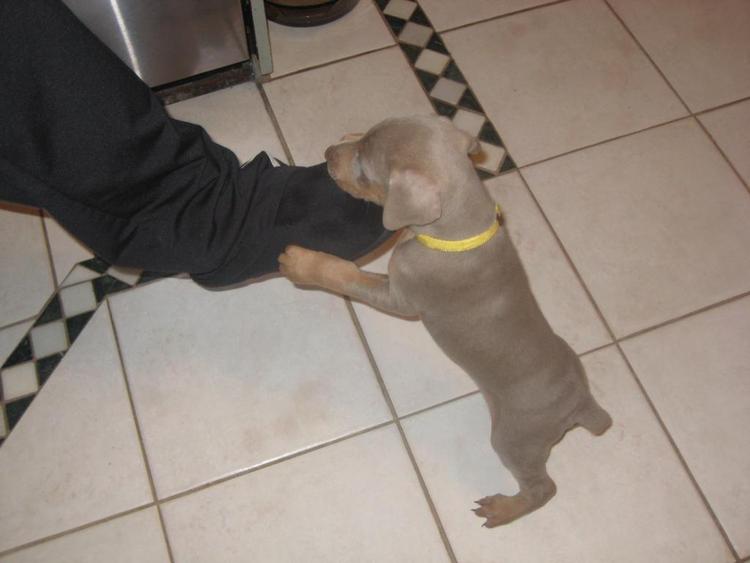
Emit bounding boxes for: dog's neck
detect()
[410,177,497,241]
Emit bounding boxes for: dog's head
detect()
[325,116,481,231]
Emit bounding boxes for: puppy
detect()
[279,116,612,527]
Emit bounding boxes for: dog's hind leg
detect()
[473,425,558,528]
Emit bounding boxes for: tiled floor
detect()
[1,0,749,561]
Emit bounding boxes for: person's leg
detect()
[0,0,389,287]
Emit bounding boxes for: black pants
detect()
[1,0,387,287]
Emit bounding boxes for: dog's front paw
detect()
[278,245,324,286]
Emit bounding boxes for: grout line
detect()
[439,0,573,34]
[262,43,396,84]
[106,300,176,563]
[398,390,481,422]
[514,170,741,561]
[37,211,59,288]
[694,94,750,117]
[257,82,296,166]
[158,421,395,504]
[601,0,750,197]
[0,315,37,333]
[0,503,155,558]
[345,299,459,563]
[614,340,741,561]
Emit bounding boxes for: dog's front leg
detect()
[278,245,415,317]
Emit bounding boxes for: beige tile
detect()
[162,426,450,563]
[0,508,170,563]
[352,173,609,415]
[43,215,93,285]
[609,0,750,112]
[402,347,733,563]
[621,296,750,557]
[109,277,390,498]
[523,119,750,337]
[699,99,750,185]
[399,21,433,47]
[383,0,417,20]
[0,307,152,552]
[443,0,686,165]
[29,320,67,359]
[59,282,97,317]
[0,206,54,327]
[1,362,38,402]
[268,0,393,78]
[264,48,434,165]
[420,0,553,31]
[414,48,450,75]
[166,83,285,163]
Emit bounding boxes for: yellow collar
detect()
[415,205,502,252]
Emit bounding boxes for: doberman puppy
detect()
[279,116,612,527]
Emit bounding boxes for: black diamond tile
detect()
[2,336,32,368]
[441,61,466,84]
[66,311,95,343]
[432,99,457,118]
[458,88,483,112]
[478,121,503,145]
[92,275,130,302]
[36,352,64,386]
[6,395,34,430]
[384,14,406,35]
[374,0,388,9]
[80,257,110,274]
[500,154,517,173]
[426,34,449,55]
[415,68,439,92]
[36,294,63,325]
[399,42,422,65]
[409,6,431,26]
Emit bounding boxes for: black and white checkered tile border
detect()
[0,259,170,447]
[374,0,517,178]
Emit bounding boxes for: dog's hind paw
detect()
[472,494,520,528]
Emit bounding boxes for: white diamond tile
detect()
[1,362,38,402]
[414,49,450,75]
[384,0,417,20]
[430,77,466,104]
[106,266,141,286]
[61,265,100,288]
[59,283,97,317]
[29,321,67,359]
[452,109,485,137]
[475,141,506,173]
[399,21,433,47]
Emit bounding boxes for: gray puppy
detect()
[279,115,612,527]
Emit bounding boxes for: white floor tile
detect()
[523,119,750,337]
[109,277,390,498]
[0,307,152,552]
[419,0,553,31]
[443,0,686,164]
[264,47,434,165]
[166,83,285,164]
[0,206,54,327]
[161,426,450,563]
[402,347,733,563]
[0,508,169,563]
[609,0,750,112]
[622,296,750,557]
[268,0,393,78]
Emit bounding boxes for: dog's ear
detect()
[382,169,441,231]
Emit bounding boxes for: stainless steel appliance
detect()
[62,0,251,87]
